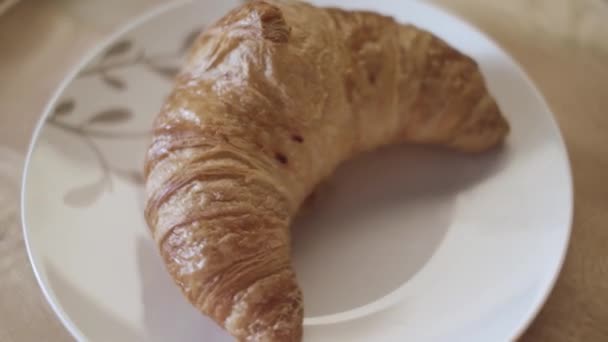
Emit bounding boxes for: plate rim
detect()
[20,1,192,340]
[20,0,574,341]
[412,4,573,340]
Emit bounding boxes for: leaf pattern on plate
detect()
[63,179,106,208]
[181,27,204,53]
[149,65,181,80]
[102,74,127,90]
[103,40,133,59]
[87,109,133,125]
[124,170,145,185]
[53,99,75,117]
[51,24,209,207]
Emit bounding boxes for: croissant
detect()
[144,0,509,341]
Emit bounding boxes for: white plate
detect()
[21,1,573,341]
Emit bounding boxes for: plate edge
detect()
[19,1,575,341]
[419,1,574,340]
[19,1,193,341]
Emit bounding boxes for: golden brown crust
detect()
[144,1,509,341]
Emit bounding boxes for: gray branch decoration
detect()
[48,102,146,207]
[48,27,203,208]
[79,25,203,89]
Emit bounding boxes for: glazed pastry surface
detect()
[144,1,510,341]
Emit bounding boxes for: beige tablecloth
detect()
[1,0,607,340]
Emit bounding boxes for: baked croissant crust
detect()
[143,1,510,341]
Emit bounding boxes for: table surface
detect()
[1,0,607,341]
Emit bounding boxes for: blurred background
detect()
[0,0,607,341]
